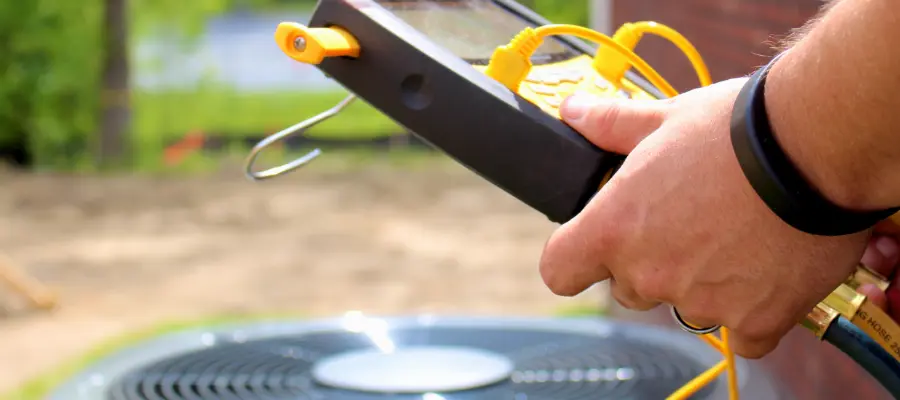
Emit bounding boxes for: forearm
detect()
[765,0,900,210]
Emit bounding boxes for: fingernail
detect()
[876,236,899,260]
[560,93,598,121]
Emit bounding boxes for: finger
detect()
[858,283,888,311]
[559,93,669,154]
[539,221,611,297]
[728,335,781,359]
[610,278,660,311]
[674,307,719,333]
[539,202,615,297]
[860,235,900,278]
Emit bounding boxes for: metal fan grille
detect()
[106,327,716,400]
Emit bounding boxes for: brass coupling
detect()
[823,283,867,321]
[802,301,840,339]
[845,263,891,292]
[803,264,877,339]
[804,269,882,339]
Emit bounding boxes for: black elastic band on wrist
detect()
[730,53,899,236]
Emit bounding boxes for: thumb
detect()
[560,93,669,154]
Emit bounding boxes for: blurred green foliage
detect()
[0,0,103,169]
[525,0,591,26]
[130,90,399,169]
[0,0,590,171]
[136,91,396,140]
[0,0,293,170]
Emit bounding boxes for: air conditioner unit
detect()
[49,315,791,399]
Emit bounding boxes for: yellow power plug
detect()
[483,27,543,92]
[593,23,643,86]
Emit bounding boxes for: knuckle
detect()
[610,276,661,312]
[629,266,669,302]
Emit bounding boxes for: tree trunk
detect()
[98,0,130,168]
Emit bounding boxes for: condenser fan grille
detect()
[105,327,716,400]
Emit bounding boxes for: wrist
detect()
[729,52,900,236]
[764,51,882,211]
[761,0,900,211]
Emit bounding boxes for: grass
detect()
[5,303,606,400]
[128,89,407,171]
[134,89,400,141]
[130,141,449,174]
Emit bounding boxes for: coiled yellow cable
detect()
[628,21,713,87]
[484,24,678,97]
[485,21,736,400]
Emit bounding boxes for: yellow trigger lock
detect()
[274,22,361,65]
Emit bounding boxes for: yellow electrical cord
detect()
[667,360,729,399]
[723,327,741,400]
[484,24,678,97]
[629,21,713,87]
[485,21,737,400]
[533,25,679,97]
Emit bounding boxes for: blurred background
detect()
[0,0,889,399]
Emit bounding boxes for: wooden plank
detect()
[0,253,57,312]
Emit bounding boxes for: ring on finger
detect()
[670,305,721,335]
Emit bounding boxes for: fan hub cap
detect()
[312,345,515,393]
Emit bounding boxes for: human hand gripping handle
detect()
[539,79,873,359]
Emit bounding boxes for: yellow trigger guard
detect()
[274,22,361,65]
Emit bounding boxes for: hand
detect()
[858,220,900,317]
[540,78,871,359]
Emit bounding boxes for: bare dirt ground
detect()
[0,155,605,394]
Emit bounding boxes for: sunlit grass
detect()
[129,89,409,171]
[134,90,399,141]
[130,143,450,174]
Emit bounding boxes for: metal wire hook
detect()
[244,93,358,181]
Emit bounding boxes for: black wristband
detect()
[730,53,899,236]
